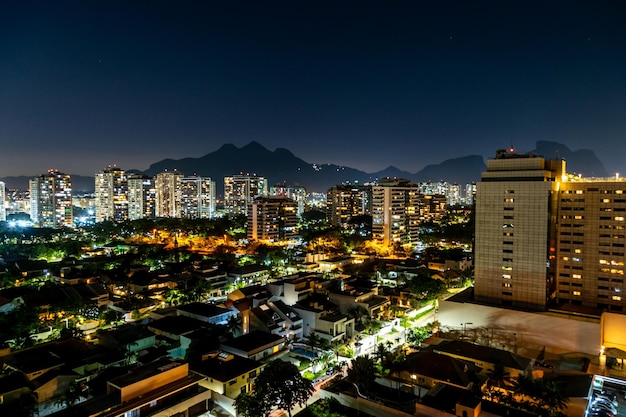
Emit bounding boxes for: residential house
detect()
[176,302,235,325]
[220,330,286,362]
[292,294,355,344]
[192,352,263,415]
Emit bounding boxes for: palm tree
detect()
[486,362,511,388]
[226,314,242,338]
[348,355,377,394]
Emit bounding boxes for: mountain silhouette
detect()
[0,141,608,194]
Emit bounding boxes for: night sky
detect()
[1,1,625,177]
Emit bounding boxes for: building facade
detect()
[326,183,371,229]
[224,173,268,215]
[179,176,216,219]
[127,174,156,220]
[270,183,307,215]
[474,149,564,311]
[371,178,421,246]
[247,196,298,241]
[29,170,73,228]
[0,181,5,222]
[155,170,184,218]
[95,165,128,222]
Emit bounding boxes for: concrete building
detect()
[179,175,216,219]
[270,183,307,215]
[29,169,73,228]
[247,196,298,242]
[224,173,267,215]
[474,150,564,310]
[473,148,626,312]
[155,170,183,217]
[0,181,5,222]
[95,165,128,222]
[326,183,371,229]
[371,178,421,246]
[127,174,156,220]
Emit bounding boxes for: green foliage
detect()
[308,398,345,417]
[348,355,377,393]
[236,359,314,417]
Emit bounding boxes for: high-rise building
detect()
[0,181,6,222]
[224,173,267,216]
[95,166,128,222]
[371,178,421,246]
[155,170,183,218]
[555,177,626,312]
[326,183,371,229]
[474,149,565,311]
[29,169,73,228]
[179,176,216,219]
[270,183,307,216]
[247,196,298,241]
[128,174,156,220]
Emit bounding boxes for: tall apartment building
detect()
[94,166,128,222]
[474,150,565,311]
[0,181,6,222]
[179,176,216,219]
[224,173,267,215]
[270,183,307,215]
[155,170,183,217]
[371,178,421,246]
[556,177,626,312]
[326,183,372,229]
[419,194,447,223]
[247,196,298,241]
[29,169,73,228]
[128,174,156,220]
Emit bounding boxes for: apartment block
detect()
[95,165,128,222]
[29,169,73,228]
[224,173,267,215]
[247,196,298,242]
[155,170,183,217]
[326,183,371,229]
[179,175,216,219]
[371,178,421,246]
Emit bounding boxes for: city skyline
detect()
[2,1,625,177]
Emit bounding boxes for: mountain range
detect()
[1,141,608,195]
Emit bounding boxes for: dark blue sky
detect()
[1,1,625,177]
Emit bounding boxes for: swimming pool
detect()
[292,347,317,359]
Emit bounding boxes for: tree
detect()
[235,391,272,417]
[347,355,377,393]
[486,362,510,388]
[244,359,314,417]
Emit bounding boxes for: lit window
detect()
[602,199,611,203]
[574,216,583,220]
[573,291,581,296]
[600,260,609,265]
[502,274,511,279]
[612,295,622,301]
[574,249,582,254]
[572,257,582,262]
[572,274,582,279]
[576,190,584,194]
[504,198,514,203]
[562,257,569,261]
[503,282,512,288]
[616,217,625,221]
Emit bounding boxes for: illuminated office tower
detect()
[128,174,156,220]
[224,173,267,215]
[326,183,371,229]
[371,178,421,246]
[247,196,298,241]
[0,181,5,222]
[95,165,128,222]
[474,150,564,310]
[29,169,73,228]
[155,170,183,218]
[179,176,216,219]
[270,183,307,216]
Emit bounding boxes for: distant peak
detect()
[242,141,268,151]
